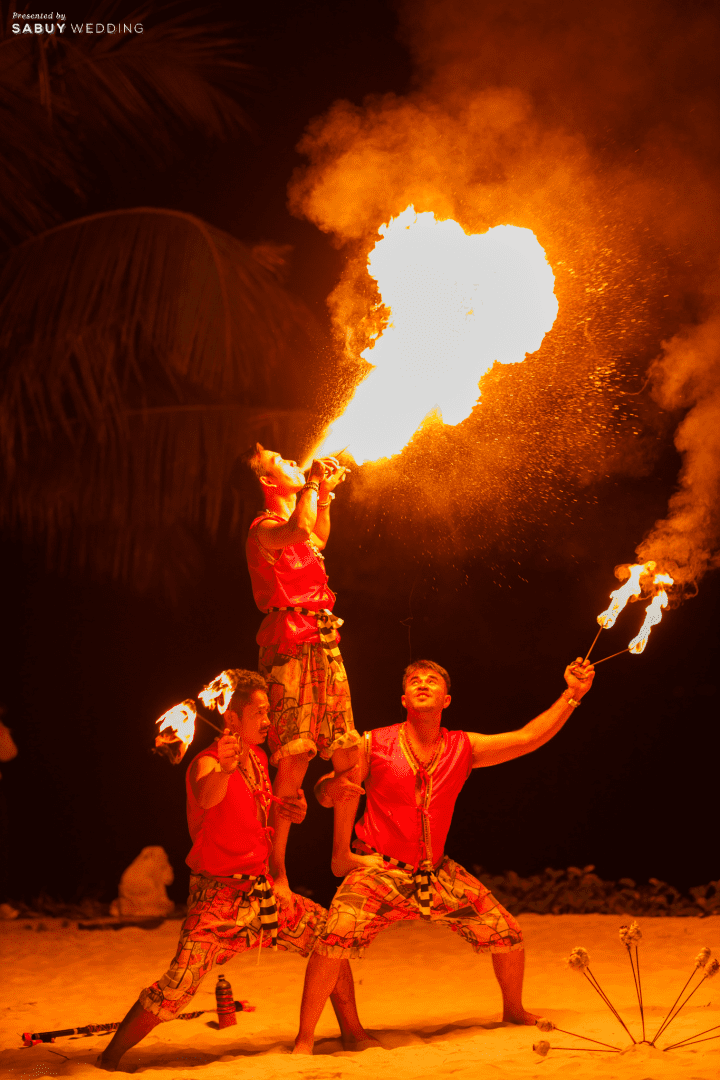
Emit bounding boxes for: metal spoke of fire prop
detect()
[583,562,674,667]
[532,923,720,1057]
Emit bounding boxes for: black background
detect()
[1,0,718,911]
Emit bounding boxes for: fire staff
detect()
[242,444,361,906]
[98,670,374,1071]
[292,657,595,1054]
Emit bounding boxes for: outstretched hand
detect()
[564,658,595,699]
[275,787,307,824]
[322,763,365,805]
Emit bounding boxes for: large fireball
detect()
[313,207,559,464]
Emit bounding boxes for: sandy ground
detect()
[2,913,720,1079]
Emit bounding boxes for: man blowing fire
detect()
[292,656,595,1053]
[98,670,374,1070]
[243,445,362,905]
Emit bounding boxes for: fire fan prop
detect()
[585,562,675,665]
[532,923,720,1057]
[312,206,558,464]
[152,668,247,764]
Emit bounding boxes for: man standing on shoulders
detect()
[243,445,361,906]
[292,657,595,1054]
[99,670,374,1071]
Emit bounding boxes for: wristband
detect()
[564,695,581,708]
[301,481,319,494]
[318,493,335,508]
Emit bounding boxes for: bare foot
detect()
[503,1008,541,1025]
[342,1034,382,1051]
[292,1037,314,1055]
[331,851,384,878]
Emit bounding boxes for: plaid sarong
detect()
[354,841,435,919]
[267,606,343,671]
[233,872,278,948]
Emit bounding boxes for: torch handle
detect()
[593,648,630,665]
[196,711,225,736]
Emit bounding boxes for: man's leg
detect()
[98,1000,161,1071]
[329,959,380,1051]
[492,949,538,1024]
[294,953,341,1053]
[270,750,311,904]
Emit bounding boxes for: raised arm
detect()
[467,659,595,768]
[256,459,327,551]
[312,459,350,547]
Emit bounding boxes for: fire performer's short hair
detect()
[227,670,268,714]
[241,442,266,480]
[402,660,451,694]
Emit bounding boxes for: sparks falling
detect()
[312,207,558,464]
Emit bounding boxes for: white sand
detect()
[2,914,720,1078]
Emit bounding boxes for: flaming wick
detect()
[593,648,630,666]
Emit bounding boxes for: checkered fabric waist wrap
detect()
[355,841,436,920]
[267,607,344,671]
[231,872,278,948]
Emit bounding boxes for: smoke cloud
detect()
[289,0,720,588]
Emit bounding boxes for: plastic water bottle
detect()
[215,973,237,1028]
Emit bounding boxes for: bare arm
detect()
[256,459,327,551]
[312,459,350,547]
[188,731,240,809]
[468,659,595,768]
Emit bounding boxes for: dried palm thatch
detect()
[0,4,254,245]
[0,209,319,593]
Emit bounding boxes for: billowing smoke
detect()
[289,0,720,588]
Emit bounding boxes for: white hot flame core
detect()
[314,207,559,464]
[628,573,673,654]
[156,700,197,751]
[597,562,655,629]
[198,671,237,715]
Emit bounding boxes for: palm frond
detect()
[0,404,313,595]
[0,4,254,244]
[0,208,317,472]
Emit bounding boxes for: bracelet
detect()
[564,695,581,708]
[301,481,319,494]
[318,493,335,508]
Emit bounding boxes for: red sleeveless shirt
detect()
[246,513,337,647]
[355,724,473,869]
[185,742,272,878]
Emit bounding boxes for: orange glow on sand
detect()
[312,207,558,464]
[628,573,673,654]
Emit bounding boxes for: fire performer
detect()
[98,670,374,1071]
[292,657,595,1053]
[243,445,361,904]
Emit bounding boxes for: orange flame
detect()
[312,206,558,464]
[198,671,238,715]
[628,573,674,654]
[597,561,656,629]
[154,700,197,764]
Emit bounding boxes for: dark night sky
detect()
[1,0,718,910]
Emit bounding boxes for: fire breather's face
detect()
[259,449,305,494]
[229,690,271,746]
[402,669,451,715]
